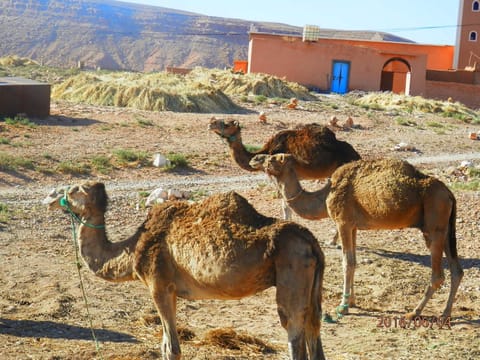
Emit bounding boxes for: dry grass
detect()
[51,67,315,113]
[0,55,38,66]
[186,67,316,100]
[202,328,278,354]
[352,92,480,123]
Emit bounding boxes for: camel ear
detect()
[233,120,240,127]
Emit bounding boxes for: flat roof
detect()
[0,77,49,85]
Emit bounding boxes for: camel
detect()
[249,153,464,319]
[48,181,326,360]
[208,117,360,219]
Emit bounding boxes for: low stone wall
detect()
[425,80,480,109]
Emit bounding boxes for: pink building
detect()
[245,0,480,108]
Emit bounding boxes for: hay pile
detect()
[51,67,315,112]
[186,67,316,100]
[0,55,38,67]
[52,71,239,113]
[352,92,479,123]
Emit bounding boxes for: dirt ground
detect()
[1,95,480,360]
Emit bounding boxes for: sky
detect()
[123,0,460,45]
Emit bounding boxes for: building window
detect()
[470,31,478,41]
[473,1,480,11]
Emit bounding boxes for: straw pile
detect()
[51,67,315,113]
[51,70,239,113]
[0,55,38,67]
[186,67,316,100]
[352,92,479,123]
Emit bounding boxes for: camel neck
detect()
[277,169,329,220]
[77,219,137,282]
[227,134,257,172]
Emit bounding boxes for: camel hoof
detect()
[336,304,349,317]
[405,311,419,320]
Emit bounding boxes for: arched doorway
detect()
[380,58,411,95]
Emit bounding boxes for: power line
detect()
[382,23,480,33]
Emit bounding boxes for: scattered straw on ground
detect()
[154,325,196,342]
[202,328,278,354]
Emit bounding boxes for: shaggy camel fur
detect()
[249,154,464,319]
[48,182,326,360]
[208,117,360,219]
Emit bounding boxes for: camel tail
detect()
[447,193,458,259]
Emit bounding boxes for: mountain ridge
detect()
[0,0,414,72]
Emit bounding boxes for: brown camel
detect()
[208,117,360,219]
[48,182,326,360]
[249,154,464,319]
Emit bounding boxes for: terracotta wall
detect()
[248,33,428,95]
[329,39,454,70]
[425,80,480,109]
[427,69,480,84]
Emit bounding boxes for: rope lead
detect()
[63,195,104,359]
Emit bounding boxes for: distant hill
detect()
[0,0,414,72]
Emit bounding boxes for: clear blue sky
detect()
[123,0,460,45]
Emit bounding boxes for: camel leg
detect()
[329,229,339,246]
[407,233,445,319]
[276,289,308,360]
[442,240,464,318]
[349,228,357,307]
[337,225,356,315]
[150,283,181,360]
[275,245,317,360]
[282,198,293,220]
[411,186,463,319]
[307,339,325,360]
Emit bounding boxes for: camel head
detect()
[249,153,295,177]
[208,117,241,140]
[46,181,108,218]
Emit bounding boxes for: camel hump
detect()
[331,158,431,194]
[194,191,276,228]
[148,191,276,232]
[334,158,422,176]
[261,124,338,155]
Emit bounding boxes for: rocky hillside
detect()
[0,0,303,71]
[0,0,416,72]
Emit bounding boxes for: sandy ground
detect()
[1,96,480,359]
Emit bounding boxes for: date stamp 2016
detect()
[376,315,452,330]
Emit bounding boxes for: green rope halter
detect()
[59,194,105,229]
[219,120,237,142]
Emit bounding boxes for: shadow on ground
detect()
[0,318,138,343]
